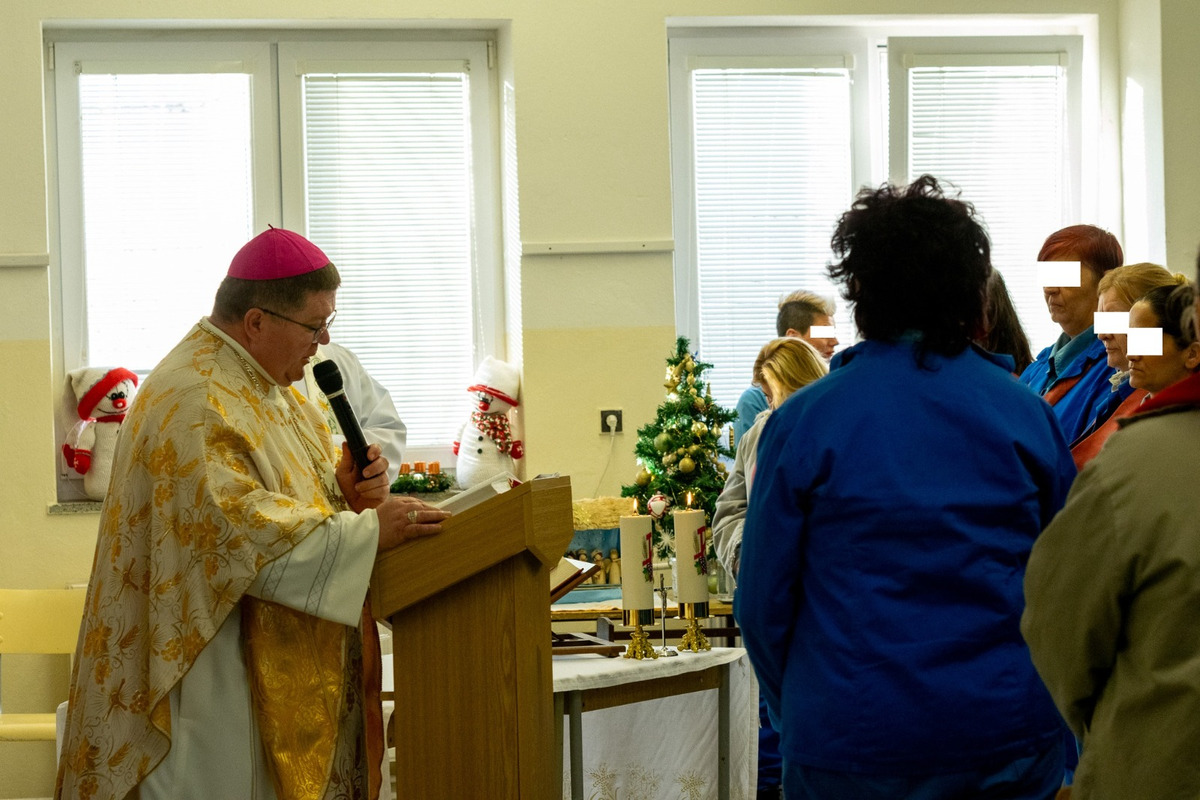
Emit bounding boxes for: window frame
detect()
[888,35,1086,352]
[887,35,1086,220]
[276,40,503,465]
[50,40,281,378]
[668,21,1101,409]
[46,31,503,499]
[668,30,876,358]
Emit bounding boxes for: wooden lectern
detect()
[371,475,574,799]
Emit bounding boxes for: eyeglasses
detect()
[257,307,336,344]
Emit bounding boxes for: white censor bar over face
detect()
[807,325,838,338]
[1036,261,1163,355]
[1092,311,1163,356]
[1037,260,1083,288]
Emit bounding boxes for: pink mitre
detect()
[228,226,331,280]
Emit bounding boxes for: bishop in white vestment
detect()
[56,228,448,800]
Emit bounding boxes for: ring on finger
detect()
[407,509,419,523]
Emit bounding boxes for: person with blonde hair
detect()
[1071,263,1190,467]
[733,291,837,444]
[713,335,827,800]
[714,336,828,579]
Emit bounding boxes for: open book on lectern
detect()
[434,471,586,600]
[550,556,601,603]
[433,471,521,513]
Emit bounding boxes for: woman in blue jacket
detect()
[736,175,1077,800]
[1019,225,1123,442]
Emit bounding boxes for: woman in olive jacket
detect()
[1023,282,1200,800]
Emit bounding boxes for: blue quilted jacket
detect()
[736,339,1075,775]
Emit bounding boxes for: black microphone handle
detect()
[324,389,372,472]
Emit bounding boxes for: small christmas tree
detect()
[621,337,737,559]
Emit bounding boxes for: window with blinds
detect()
[299,70,478,450]
[689,65,853,410]
[671,30,1086,410]
[52,37,499,471]
[76,72,256,370]
[890,39,1082,352]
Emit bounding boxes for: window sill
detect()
[49,501,103,515]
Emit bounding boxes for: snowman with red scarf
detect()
[62,366,138,500]
[453,357,524,489]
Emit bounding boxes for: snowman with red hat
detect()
[453,356,524,489]
[62,366,139,500]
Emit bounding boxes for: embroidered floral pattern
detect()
[57,322,355,800]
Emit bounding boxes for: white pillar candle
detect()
[619,513,654,610]
[671,508,709,604]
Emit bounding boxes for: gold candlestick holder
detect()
[622,609,658,660]
[677,601,712,652]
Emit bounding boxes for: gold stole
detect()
[243,597,348,799]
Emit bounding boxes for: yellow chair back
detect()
[0,588,87,742]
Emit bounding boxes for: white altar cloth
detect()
[554,647,758,800]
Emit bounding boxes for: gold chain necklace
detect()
[226,343,345,511]
[286,408,347,511]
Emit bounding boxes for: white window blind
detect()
[301,71,476,448]
[75,72,255,371]
[688,67,853,410]
[671,30,1089,394]
[53,38,500,478]
[905,62,1068,351]
[890,38,1083,352]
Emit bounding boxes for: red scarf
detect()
[470,411,516,454]
[1129,371,1200,417]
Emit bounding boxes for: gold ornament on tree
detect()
[621,337,738,562]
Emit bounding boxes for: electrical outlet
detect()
[600,409,623,434]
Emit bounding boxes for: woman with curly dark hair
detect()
[736,175,1076,800]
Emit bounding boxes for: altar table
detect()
[554,647,758,800]
[381,646,757,800]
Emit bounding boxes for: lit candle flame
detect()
[632,498,639,515]
[686,492,693,508]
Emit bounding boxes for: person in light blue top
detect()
[1018,225,1123,443]
[736,176,1075,800]
[733,290,838,445]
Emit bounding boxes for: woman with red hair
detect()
[1019,225,1123,442]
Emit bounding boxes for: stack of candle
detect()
[671,506,709,604]
[398,461,441,475]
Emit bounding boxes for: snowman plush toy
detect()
[62,366,138,501]
[453,356,524,489]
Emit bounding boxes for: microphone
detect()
[311,359,372,473]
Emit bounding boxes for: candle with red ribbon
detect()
[619,500,654,611]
